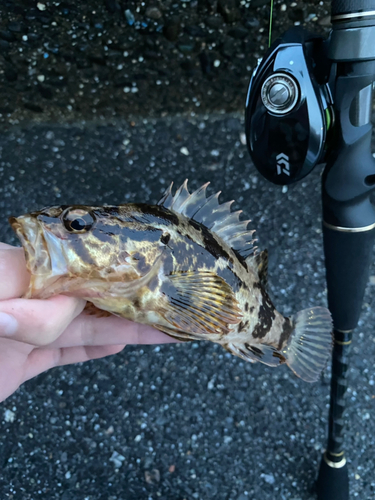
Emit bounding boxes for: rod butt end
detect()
[316,452,349,500]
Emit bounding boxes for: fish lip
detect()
[9,215,36,268]
[9,215,50,277]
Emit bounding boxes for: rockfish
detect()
[9,181,332,382]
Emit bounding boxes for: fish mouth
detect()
[9,215,52,295]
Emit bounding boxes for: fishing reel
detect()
[245,27,335,185]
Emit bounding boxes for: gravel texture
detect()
[0,116,375,499]
[0,0,331,126]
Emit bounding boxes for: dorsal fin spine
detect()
[159,182,174,208]
[157,180,256,257]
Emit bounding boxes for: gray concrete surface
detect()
[0,115,375,499]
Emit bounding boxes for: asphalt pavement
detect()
[0,0,331,126]
[0,115,375,500]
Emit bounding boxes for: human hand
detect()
[0,242,178,403]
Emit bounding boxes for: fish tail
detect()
[284,307,333,382]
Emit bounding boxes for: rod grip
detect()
[322,225,375,330]
[327,331,352,455]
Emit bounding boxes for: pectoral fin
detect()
[153,323,201,342]
[160,271,242,337]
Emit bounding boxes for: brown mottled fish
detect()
[9,180,333,382]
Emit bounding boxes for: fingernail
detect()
[0,312,18,336]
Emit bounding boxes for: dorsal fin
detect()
[157,180,257,259]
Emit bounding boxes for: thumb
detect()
[0,295,86,346]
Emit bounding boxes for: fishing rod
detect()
[245,1,375,499]
[317,2,375,498]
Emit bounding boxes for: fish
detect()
[9,180,333,382]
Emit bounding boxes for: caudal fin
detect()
[284,307,333,382]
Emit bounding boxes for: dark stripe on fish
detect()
[136,204,180,226]
[278,317,294,350]
[238,320,249,332]
[273,351,287,363]
[188,219,234,263]
[245,343,263,360]
[245,343,286,364]
[232,249,248,269]
[252,286,276,339]
[133,297,141,309]
[102,207,133,221]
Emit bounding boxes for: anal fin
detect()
[225,342,286,366]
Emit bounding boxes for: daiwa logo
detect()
[276,153,290,176]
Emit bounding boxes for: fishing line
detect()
[268,0,274,47]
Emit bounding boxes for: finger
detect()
[0,295,86,345]
[24,344,126,381]
[47,314,181,348]
[0,244,30,299]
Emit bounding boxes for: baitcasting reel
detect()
[245,27,335,185]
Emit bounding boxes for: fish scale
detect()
[9,180,333,382]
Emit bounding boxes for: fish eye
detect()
[62,209,95,233]
[160,232,170,245]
